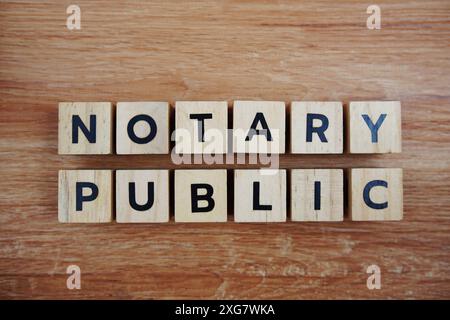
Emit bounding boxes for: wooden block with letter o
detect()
[174,170,227,222]
[58,170,113,223]
[291,101,343,154]
[116,170,169,223]
[234,169,287,222]
[346,101,402,153]
[58,102,112,154]
[349,168,403,221]
[291,169,343,221]
[116,102,169,154]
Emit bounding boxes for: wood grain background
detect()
[1,0,449,299]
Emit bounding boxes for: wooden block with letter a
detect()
[58,170,113,223]
[174,170,227,222]
[234,169,287,222]
[116,170,169,223]
[349,168,403,221]
[58,102,112,154]
[291,169,343,221]
[346,101,402,153]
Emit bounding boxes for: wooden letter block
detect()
[347,101,402,153]
[58,102,112,154]
[175,170,227,222]
[58,170,112,223]
[291,169,343,221]
[291,102,343,154]
[233,101,285,153]
[175,101,228,154]
[349,168,403,221]
[116,102,169,154]
[234,170,286,222]
[116,170,169,223]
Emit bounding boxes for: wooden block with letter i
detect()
[234,169,287,222]
[58,102,112,154]
[349,168,403,221]
[116,170,169,223]
[346,101,402,153]
[58,170,113,223]
[291,169,343,221]
[174,170,227,222]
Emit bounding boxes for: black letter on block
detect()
[306,113,329,142]
[314,181,321,210]
[363,180,388,209]
[129,182,154,211]
[253,181,272,210]
[76,182,98,211]
[127,114,157,144]
[191,184,215,212]
[72,115,96,143]
[190,113,213,142]
[246,112,272,141]
[362,114,387,143]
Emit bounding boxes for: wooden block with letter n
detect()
[234,169,287,222]
[116,170,169,223]
[175,101,228,154]
[58,170,113,223]
[349,168,403,221]
[291,169,344,222]
[58,102,112,154]
[291,101,343,154]
[233,101,285,154]
[346,101,402,153]
[116,102,169,154]
[174,170,227,222]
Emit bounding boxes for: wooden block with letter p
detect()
[234,169,287,222]
[349,168,403,221]
[174,170,227,222]
[58,170,113,223]
[58,102,112,154]
[291,169,343,221]
[116,170,169,223]
[346,101,402,153]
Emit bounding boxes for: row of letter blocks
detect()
[59,169,403,223]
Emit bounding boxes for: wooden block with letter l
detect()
[291,101,343,154]
[116,170,169,223]
[174,170,227,222]
[58,102,112,154]
[233,101,285,154]
[291,169,343,222]
[234,169,287,222]
[346,101,402,153]
[116,102,169,154]
[349,168,403,221]
[175,101,228,154]
[58,170,113,223]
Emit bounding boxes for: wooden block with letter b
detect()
[346,101,402,153]
[234,169,287,222]
[58,102,112,154]
[174,170,227,222]
[349,168,403,221]
[116,170,169,223]
[291,169,343,221]
[58,170,113,223]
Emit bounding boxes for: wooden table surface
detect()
[1,0,449,299]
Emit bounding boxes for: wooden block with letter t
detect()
[234,169,287,222]
[58,102,112,154]
[174,170,227,222]
[58,170,113,223]
[116,170,169,223]
[349,168,403,221]
[346,101,402,153]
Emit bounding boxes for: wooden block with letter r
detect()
[58,170,113,223]
[349,168,403,221]
[58,102,112,154]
